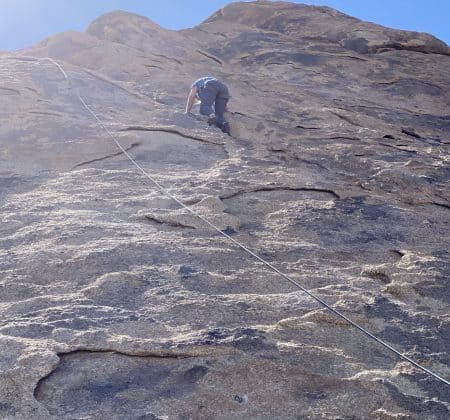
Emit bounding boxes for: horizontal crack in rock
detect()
[56,348,197,359]
[0,86,20,95]
[28,111,62,117]
[144,64,163,70]
[432,202,450,210]
[296,125,321,130]
[221,186,340,200]
[323,136,361,141]
[120,125,224,144]
[72,142,141,169]
[144,214,195,229]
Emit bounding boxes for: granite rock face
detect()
[1,1,449,418]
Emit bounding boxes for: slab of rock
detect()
[1,1,449,418]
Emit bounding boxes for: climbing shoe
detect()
[221,122,231,136]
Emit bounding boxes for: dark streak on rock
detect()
[265,62,301,69]
[144,215,195,229]
[390,250,405,259]
[144,64,163,70]
[401,129,422,139]
[324,136,360,141]
[29,111,62,117]
[193,27,227,39]
[0,86,20,95]
[152,53,183,65]
[120,125,223,144]
[232,111,256,120]
[330,111,362,127]
[221,186,339,200]
[196,49,223,65]
[341,54,369,62]
[432,202,450,210]
[296,125,321,130]
[72,142,140,169]
[57,348,195,359]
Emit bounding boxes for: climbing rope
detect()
[11,56,449,386]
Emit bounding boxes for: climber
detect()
[185,76,231,135]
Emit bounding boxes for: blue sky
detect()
[1,0,449,51]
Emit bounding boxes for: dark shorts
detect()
[198,80,230,124]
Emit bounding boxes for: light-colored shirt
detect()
[192,76,216,90]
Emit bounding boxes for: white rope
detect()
[22,56,449,387]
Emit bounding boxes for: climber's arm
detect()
[185,86,198,114]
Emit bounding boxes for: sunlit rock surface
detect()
[1,1,449,418]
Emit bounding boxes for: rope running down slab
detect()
[28,56,450,387]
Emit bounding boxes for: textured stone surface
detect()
[1,1,449,418]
